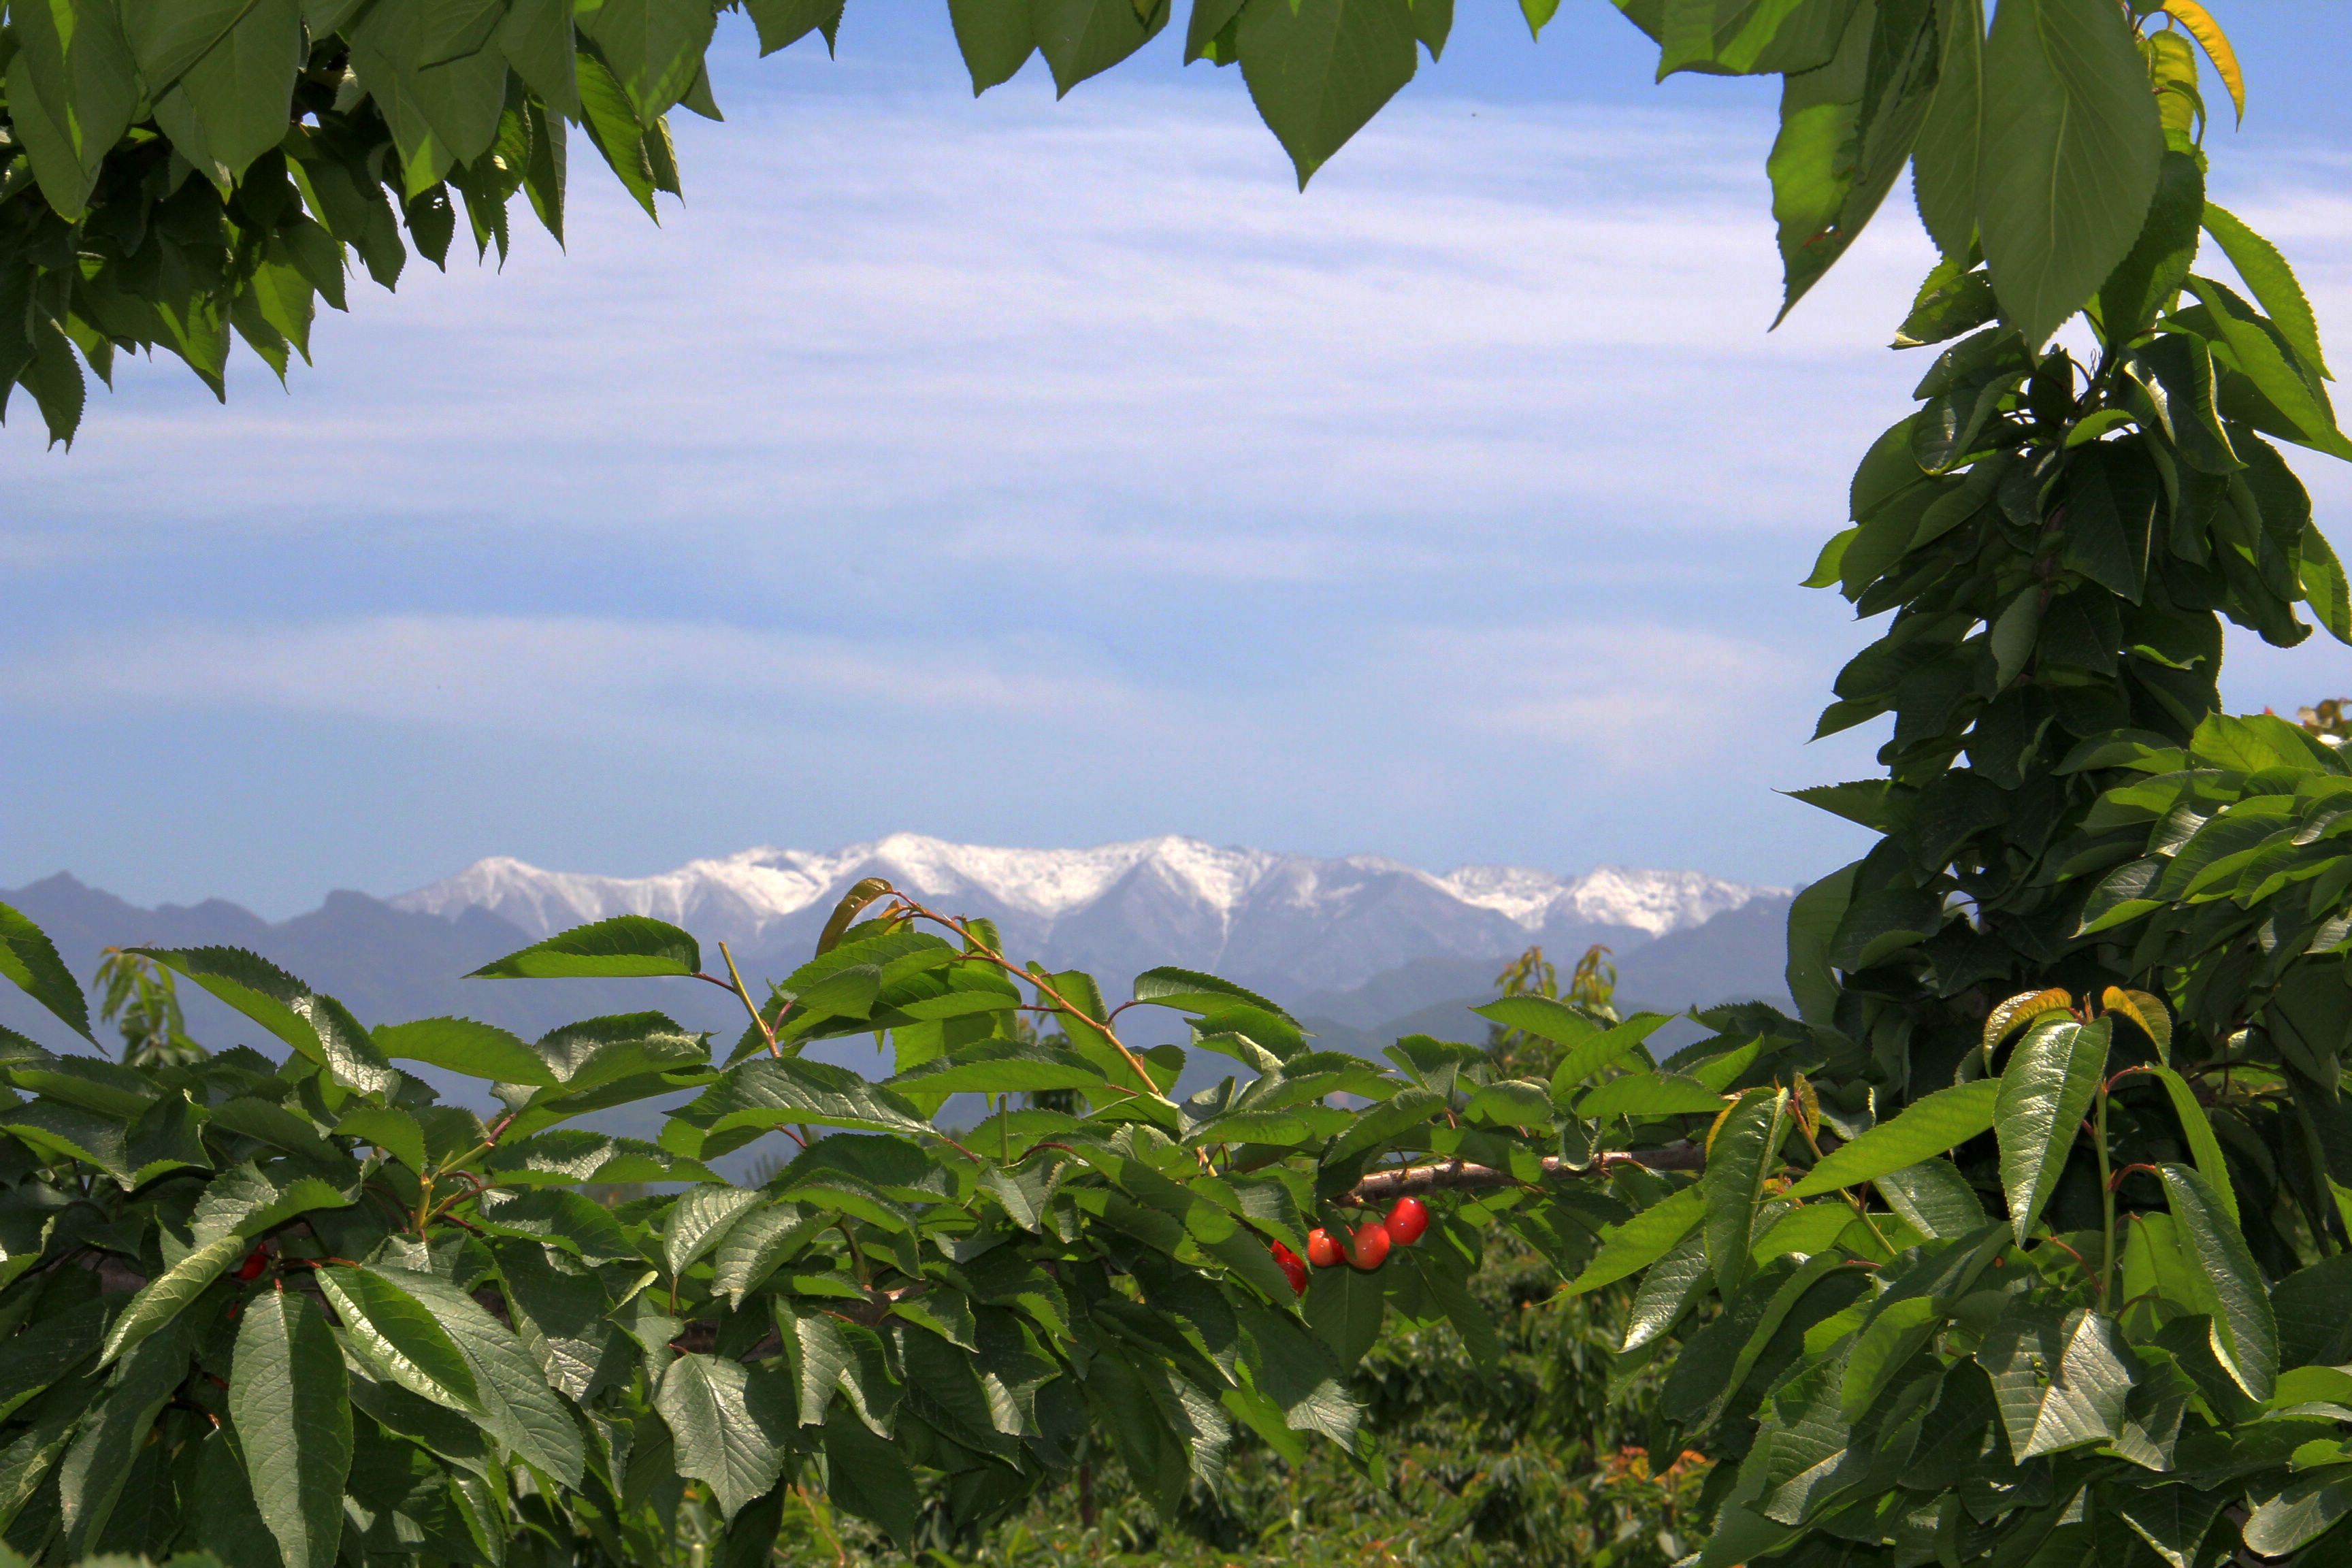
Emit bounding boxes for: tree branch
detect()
[1341,1144,1703,1205]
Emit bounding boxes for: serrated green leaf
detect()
[1236,0,1416,189]
[315,1264,484,1414]
[134,945,395,1093]
[1976,1303,2134,1458]
[0,902,94,1041]
[657,1353,792,1520]
[101,1232,246,1367]
[2156,1161,2274,1399]
[1704,1087,1791,1295]
[1569,1183,1705,1293]
[1620,1226,1710,1351]
[1872,1158,1986,1239]
[662,1185,764,1276]
[674,1056,934,1141]
[230,1288,352,1568]
[374,1016,559,1085]
[1975,0,2163,345]
[1549,1013,1673,1096]
[383,1265,585,1484]
[470,915,700,979]
[1786,1079,1998,1197]
[1578,1071,1726,1119]
[1994,1015,2108,1241]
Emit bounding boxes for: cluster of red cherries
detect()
[1267,1196,1431,1295]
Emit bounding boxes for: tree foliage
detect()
[0,885,1699,1564]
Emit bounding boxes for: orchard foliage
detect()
[0,883,1689,1565]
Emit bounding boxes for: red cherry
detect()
[235,1245,269,1281]
[1386,1196,1430,1247]
[1346,1222,1392,1272]
[1305,1228,1345,1269]
[1269,1241,1309,1296]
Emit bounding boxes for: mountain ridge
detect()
[393,834,1782,995]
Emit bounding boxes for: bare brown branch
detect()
[1340,1143,1703,1206]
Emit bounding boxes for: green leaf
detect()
[2203,203,2331,385]
[56,1321,189,1553]
[191,1160,354,1243]
[157,0,302,184]
[745,0,844,56]
[1569,1183,1705,1293]
[1578,1071,1726,1119]
[1993,1015,2108,1241]
[469,915,701,978]
[2095,146,2203,336]
[1237,0,1417,189]
[1032,0,1167,95]
[1619,1227,1711,1351]
[474,1188,634,1261]
[119,0,252,92]
[1464,1077,1552,1130]
[2155,1161,2275,1399]
[1473,994,1598,1048]
[2300,523,2352,647]
[2114,1484,2230,1568]
[2146,1065,2237,1226]
[673,1056,935,1142]
[1785,1079,1998,1197]
[1974,0,2163,345]
[1703,1086,1791,1295]
[314,1265,484,1415]
[1976,1303,2134,1458]
[101,1232,246,1367]
[657,1354,793,1521]
[887,1039,1109,1097]
[1910,0,1982,258]
[1303,1263,1384,1373]
[710,1202,821,1306]
[374,1017,559,1085]
[822,1402,917,1546]
[230,1289,352,1568]
[1766,0,1939,318]
[1784,864,1857,1028]
[2243,1470,2352,1558]
[662,1185,765,1277]
[135,946,395,1093]
[0,902,93,1040]
[381,1266,585,1484]
[1872,1157,1986,1239]
[3,0,140,220]
[582,0,717,125]
[2183,276,2352,459]
[1840,1293,1939,1420]
[1130,967,1288,1017]
[335,1105,427,1173]
[1548,1013,1674,1096]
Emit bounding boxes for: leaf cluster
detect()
[0,884,1703,1567]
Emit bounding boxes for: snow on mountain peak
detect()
[395,835,1781,948]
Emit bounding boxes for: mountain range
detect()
[1,836,1795,1072]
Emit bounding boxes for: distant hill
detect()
[1295,894,1793,1060]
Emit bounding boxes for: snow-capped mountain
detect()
[394,834,1782,995]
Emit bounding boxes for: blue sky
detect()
[4,1,2350,917]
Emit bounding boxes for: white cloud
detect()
[2,88,1938,581]
[0,615,1137,745]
